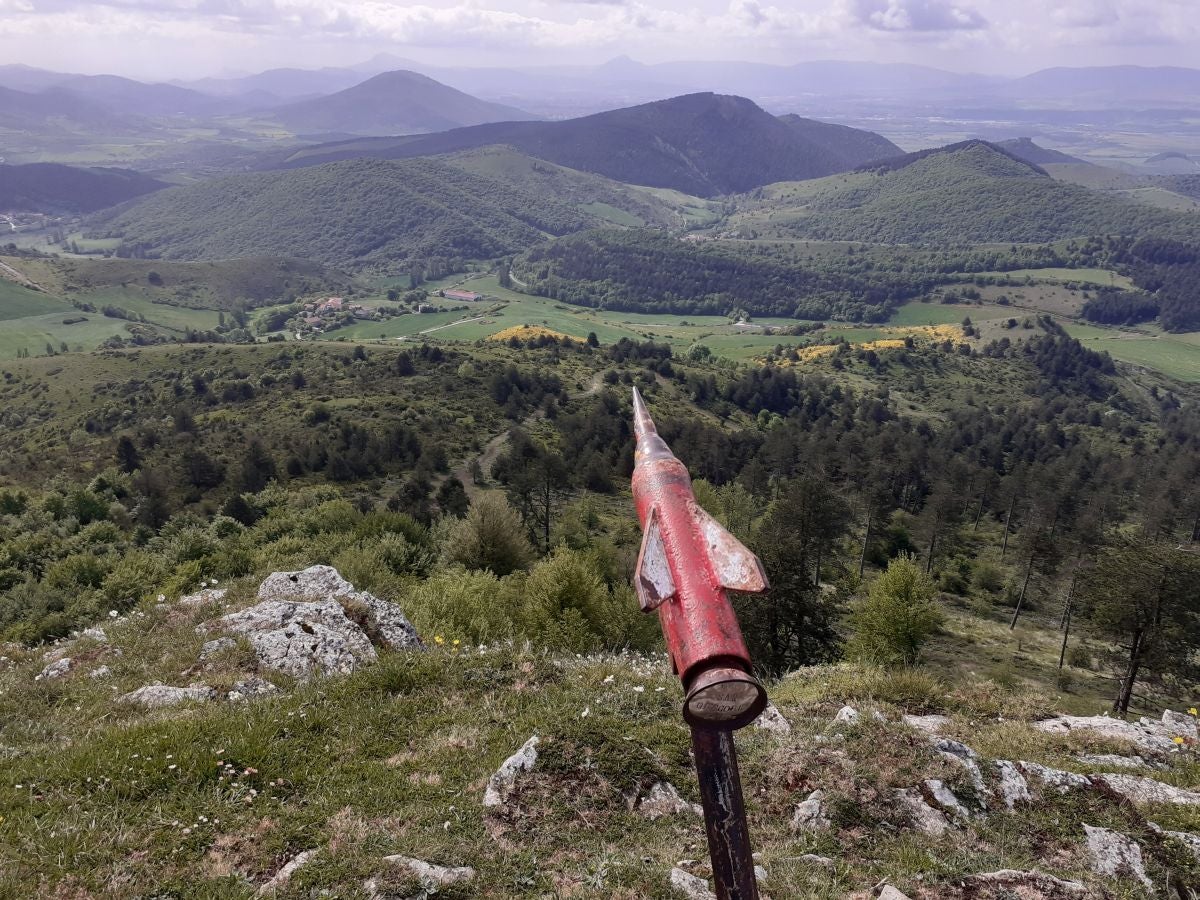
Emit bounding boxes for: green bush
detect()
[847,555,943,666]
[442,493,533,576]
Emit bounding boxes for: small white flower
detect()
[108,610,118,618]
[168,765,177,770]
[602,675,614,684]
[581,707,590,718]
[157,594,166,603]
[633,686,645,693]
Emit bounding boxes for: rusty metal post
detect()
[628,387,768,900]
[691,727,760,900]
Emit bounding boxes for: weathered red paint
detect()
[630,387,765,695]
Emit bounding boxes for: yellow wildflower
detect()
[452,639,461,646]
[434,635,445,645]
[1174,736,1186,745]
[1189,707,1197,716]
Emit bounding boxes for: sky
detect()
[0,0,1196,80]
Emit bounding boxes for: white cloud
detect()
[849,0,986,32]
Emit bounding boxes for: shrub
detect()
[405,568,519,645]
[442,493,533,576]
[846,555,943,666]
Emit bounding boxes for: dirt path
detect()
[396,315,488,339]
[0,258,41,291]
[451,369,608,502]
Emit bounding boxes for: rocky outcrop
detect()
[834,705,860,724]
[1083,825,1153,891]
[256,566,420,650]
[752,703,791,735]
[227,677,279,702]
[877,886,912,900]
[179,587,227,608]
[1033,713,1179,753]
[993,760,1031,810]
[255,849,317,897]
[961,869,1087,896]
[119,682,216,708]
[791,789,832,831]
[1018,761,1092,793]
[199,637,236,660]
[638,781,702,819]
[894,787,951,836]
[936,738,986,794]
[670,867,716,900]
[483,735,539,809]
[924,779,971,822]
[35,657,72,680]
[383,855,475,886]
[201,567,421,679]
[204,598,376,678]
[902,714,950,734]
[1095,773,1200,806]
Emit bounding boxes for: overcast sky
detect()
[0,0,1195,80]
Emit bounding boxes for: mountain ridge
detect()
[270,92,904,197]
[270,70,537,136]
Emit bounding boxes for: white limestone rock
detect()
[834,704,860,724]
[670,867,717,900]
[878,886,913,900]
[255,849,317,897]
[924,778,971,822]
[936,738,986,795]
[798,853,835,868]
[199,637,237,660]
[1033,713,1178,753]
[179,587,228,608]
[752,702,791,735]
[1095,773,1200,806]
[1162,709,1198,741]
[902,714,950,734]
[383,855,475,886]
[35,657,72,681]
[639,781,702,819]
[993,760,1031,810]
[1160,828,1200,863]
[483,735,539,808]
[963,870,1087,896]
[791,789,832,832]
[1018,761,1092,793]
[227,677,279,702]
[119,682,216,708]
[79,627,107,643]
[1083,824,1153,891]
[88,665,112,680]
[894,787,951,836]
[202,598,376,678]
[1077,753,1154,770]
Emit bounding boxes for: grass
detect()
[0,602,1189,899]
[978,268,1134,289]
[0,280,73,320]
[1063,323,1200,383]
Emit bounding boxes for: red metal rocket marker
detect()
[631,386,770,730]
[631,386,770,900]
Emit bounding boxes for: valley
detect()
[1,52,1199,900]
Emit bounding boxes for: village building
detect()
[442,289,481,302]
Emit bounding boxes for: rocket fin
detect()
[636,507,675,612]
[692,503,770,593]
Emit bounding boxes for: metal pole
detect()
[690,726,760,900]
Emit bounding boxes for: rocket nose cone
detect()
[631,387,657,440]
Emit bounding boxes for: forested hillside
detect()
[512,228,947,321]
[272,93,903,197]
[0,163,167,213]
[726,141,1200,245]
[91,158,597,268]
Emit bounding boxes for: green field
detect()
[1063,323,1200,382]
[0,280,72,320]
[978,267,1133,288]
